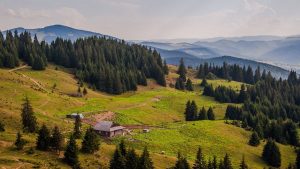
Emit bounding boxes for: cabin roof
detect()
[93,121,125,132]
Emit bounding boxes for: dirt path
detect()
[9,65,48,92]
[8,65,28,72]
[82,111,116,125]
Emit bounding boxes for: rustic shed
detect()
[93,121,125,137]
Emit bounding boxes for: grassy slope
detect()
[0,65,296,168]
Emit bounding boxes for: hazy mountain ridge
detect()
[2,24,115,43]
[2,25,296,78]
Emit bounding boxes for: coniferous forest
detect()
[197,61,300,147]
[0,30,167,94]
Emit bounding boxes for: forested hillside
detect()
[0,31,167,94]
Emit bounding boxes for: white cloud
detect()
[1,7,87,29]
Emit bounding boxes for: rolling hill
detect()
[0,64,297,168]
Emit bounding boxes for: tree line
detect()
[0,30,168,94]
[184,100,215,121]
[197,62,267,85]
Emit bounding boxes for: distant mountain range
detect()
[3,24,298,78]
[2,24,114,43]
[139,35,300,73]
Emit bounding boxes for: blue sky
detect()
[1,0,300,40]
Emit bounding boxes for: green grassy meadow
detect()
[0,65,296,168]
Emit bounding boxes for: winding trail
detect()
[9,65,47,92]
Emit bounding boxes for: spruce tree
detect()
[262,139,281,167]
[64,135,80,168]
[125,148,139,169]
[177,58,187,82]
[36,124,51,151]
[163,59,169,75]
[51,126,63,153]
[139,147,154,169]
[110,148,125,169]
[190,101,198,121]
[207,107,215,120]
[73,114,82,139]
[296,149,300,169]
[32,56,45,70]
[193,147,206,169]
[0,121,4,132]
[119,140,127,156]
[239,156,248,169]
[81,127,100,154]
[200,77,208,87]
[212,156,218,169]
[186,79,194,91]
[203,84,214,97]
[223,153,233,169]
[175,78,185,90]
[174,152,190,169]
[248,131,260,146]
[185,100,191,121]
[199,107,207,120]
[15,132,26,150]
[21,97,37,133]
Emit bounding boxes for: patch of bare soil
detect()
[82,111,115,125]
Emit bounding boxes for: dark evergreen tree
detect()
[238,84,248,103]
[64,135,80,168]
[81,127,100,154]
[262,139,281,167]
[139,147,154,169]
[223,153,233,169]
[119,140,127,156]
[177,58,187,81]
[185,100,191,121]
[186,78,194,91]
[0,121,4,132]
[249,131,260,146]
[32,56,45,70]
[207,107,215,120]
[125,148,139,169]
[175,78,185,90]
[199,107,207,120]
[193,147,206,169]
[212,156,218,169]
[15,132,26,150]
[163,59,169,75]
[200,77,208,87]
[174,152,190,169]
[185,100,198,121]
[239,156,248,169]
[36,124,51,151]
[110,148,125,169]
[51,126,63,153]
[254,66,261,83]
[296,149,300,169]
[203,84,214,97]
[73,115,82,139]
[21,97,37,133]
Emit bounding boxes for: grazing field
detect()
[129,121,296,169]
[0,65,296,168]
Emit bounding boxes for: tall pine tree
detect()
[21,97,37,133]
[64,135,80,168]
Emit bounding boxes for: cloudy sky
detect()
[1,0,300,40]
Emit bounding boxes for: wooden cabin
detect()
[93,121,125,137]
